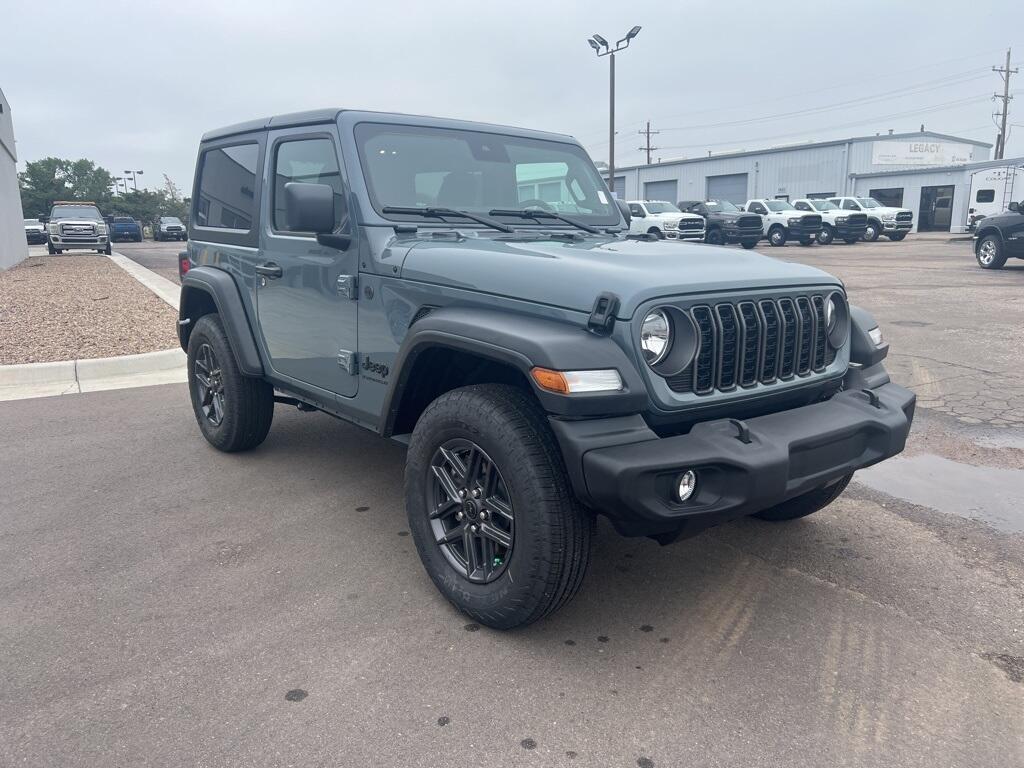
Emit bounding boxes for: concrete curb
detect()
[0,348,186,402]
[107,251,180,309]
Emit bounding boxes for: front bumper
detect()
[834,221,868,238]
[723,226,763,242]
[551,376,915,539]
[50,235,108,248]
[786,222,823,238]
[665,228,706,241]
[881,220,913,232]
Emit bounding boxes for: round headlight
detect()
[825,291,849,348]
[640,309,671,366]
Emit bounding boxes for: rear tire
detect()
[753,474,852,521]
[976,234,1007,269]
[187,314,274,452]
[405,384,593,630]
[817,224,835,245]
[863,221,880,242]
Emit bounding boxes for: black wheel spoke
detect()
[193,343,224,427]
[430,497,460,520]
[485,495,513,522]
[479,522,512,549]
[439,445,468,484]
[437,522,465,546]
[463,526,480,578]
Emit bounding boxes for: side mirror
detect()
[1010,201,1021,213]
[284,182,349,249]
[615,198,631,225]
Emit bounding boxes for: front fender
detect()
[382,307,647,434]
[179,267,264,376]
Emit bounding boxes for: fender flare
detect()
[178,266,264,376]
[849,304,889,368]
[973,226,1002,252]
[381,306,648,435]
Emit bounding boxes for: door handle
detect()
[255,262,283,278]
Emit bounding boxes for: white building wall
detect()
[0,87,28,270]
[851,167,973,234]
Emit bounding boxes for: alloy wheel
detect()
[427,439,514,584]
[194,343,226,426]
[979,240,997,266]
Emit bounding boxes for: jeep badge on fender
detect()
[177,109,915,629]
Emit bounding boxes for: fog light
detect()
[675,470,697,502]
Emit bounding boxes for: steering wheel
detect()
[517,199,555,212]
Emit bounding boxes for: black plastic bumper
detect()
[724,227,763,243]
[835,223,868,238]
[550,378,915,539]
[787,223,823,238]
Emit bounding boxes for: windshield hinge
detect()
[587,292,619,335]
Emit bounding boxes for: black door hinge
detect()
[587,292,619,335]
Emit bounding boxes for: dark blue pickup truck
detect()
[109,216,142,242]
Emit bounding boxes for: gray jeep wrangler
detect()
[178,109,915,629]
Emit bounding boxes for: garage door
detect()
[605,176,626,198]
[706,173,748,204]
[643,180,678,203]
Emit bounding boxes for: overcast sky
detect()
[4,0,1022,192]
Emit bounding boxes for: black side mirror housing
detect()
[284,182,350,250]
[615,198,631,225]
[1010,201,1021,213]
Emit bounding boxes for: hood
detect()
[25,222,45,230]
[399,234,840,318]
[708,210,756,223]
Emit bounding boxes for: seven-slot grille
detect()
[666,293,840,395]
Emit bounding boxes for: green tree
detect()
[19,157,115,217]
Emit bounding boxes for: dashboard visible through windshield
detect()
[355,123,619,227]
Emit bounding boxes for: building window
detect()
[976,189,995,203]
[806,192,834,199]
[868,187,904,208]
[195,143,259,230]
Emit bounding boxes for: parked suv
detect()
[109,216,143,242]
[178,109,915,629]
[792,199,867,245]
[626,200,705,241]
[828,197,913,241]
[24,218,47,245]
[678,200,762,248]
[745,199,822,247]
[973,201,1024,269]
[153,216,187,241]
[46,201,110,254]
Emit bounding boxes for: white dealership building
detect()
[607,130,1024,233]
[0,86,28,269]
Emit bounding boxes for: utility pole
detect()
[993,48,1017,159]
[638,121,660,165]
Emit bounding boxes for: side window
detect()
[272,137,347,233]
[976,189,995,203]
[195,143,259,230]
[843,199,859,210]
[628,203,643,216]
[750,203,766,214]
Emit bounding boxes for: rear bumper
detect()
[550,373,914,539]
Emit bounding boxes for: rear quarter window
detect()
[193,141,262,244]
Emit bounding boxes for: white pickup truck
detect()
[626,200,706,241]
[827,197,913,241]
[744,199,822,247]
[792,199,867,245]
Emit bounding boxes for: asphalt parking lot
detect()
[3,236,1023,766]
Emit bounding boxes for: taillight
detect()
[178,251,191,277]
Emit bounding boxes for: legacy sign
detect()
[871,140,974,166]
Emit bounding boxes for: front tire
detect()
[740,239,758,249]
[103,243,112,255]
[768,226,786,247]
[863,221,881,242]
[976,234,1007,269]
[705,228,724,245]
[647,227,664,240]
[843,237,860,244]
[405,384,593,630]
[888,232,907,241]
[187,314,274,452]
[47,242,56,255]
[799,237,814,246]
[817,224,835,245]
[753,474,852,521]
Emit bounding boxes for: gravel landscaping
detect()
[0,255,180,364]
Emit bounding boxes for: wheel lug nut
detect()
[479,510,487,519]
[458,489,467,499]
[470,524,478,533]
[456,511,463,521]
[471,489,481,499]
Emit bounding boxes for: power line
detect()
[637,121,659,164]
[993,48,1018,159]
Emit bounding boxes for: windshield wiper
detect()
[488,208,600,235]
[381,206,514,233]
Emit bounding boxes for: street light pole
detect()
[588,26,640,198]
[124,169,144,191]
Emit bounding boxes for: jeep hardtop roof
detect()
[201,108,576,145]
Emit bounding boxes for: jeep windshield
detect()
[50,205,103,221]
[355,123,620,228]
[643,202,680,214]
[704,201,741,212]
